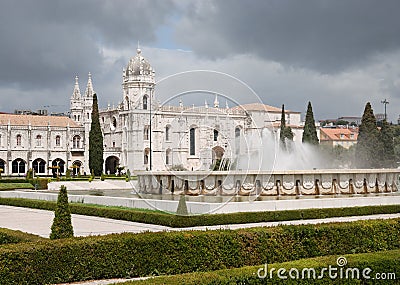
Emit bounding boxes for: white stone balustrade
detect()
[136,169,400,196]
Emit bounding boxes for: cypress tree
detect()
[280,104,294,150]
[50,185,73,239]
[302,101,319,145]
[380,120,395,168]
[280,104,286,148]
[355,102,381,168]
[89,93,104,176]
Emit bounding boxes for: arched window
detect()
[143,95,148,110]
[190,128,195,155]
[125,96,130,110]
[16,134,21,146]
[112,117,117,128]
[51,158,65,177]
[72,160,82,176]
[73,135,81,148]
[235,127,241,138]
[166,148,171,165]
[213,129,219,142]
[33,158,46,174]
[144,148,149,165]
[36,135,42,147]
[55,135,61,146]
[0,159,5,173]
[235,127,241,154]
[12,158,25,174]
[165,125,170,141]
[144,125,149,140]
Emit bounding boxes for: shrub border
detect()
[0,228,44,245]
[0,219,398,284]
[123,249,400,284]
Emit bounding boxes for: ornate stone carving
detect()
[302,174,314,189]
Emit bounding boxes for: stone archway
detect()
[212,146,225,170]
[105,156,119,175]
[72,160,82,176]
[51,158,65,177]
[32,158,46,174]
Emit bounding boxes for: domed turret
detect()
[122,47,155,111]
[125,48,154,77]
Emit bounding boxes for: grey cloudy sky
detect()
[1,0,400,121]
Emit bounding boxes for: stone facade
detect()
[0,114,85,176]
[70,48,303,173]
[0,48,304,176]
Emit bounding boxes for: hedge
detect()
[0,228,44,246]
[0,183,34,190]
[0,196,399,227]
[126,249,400,284]
[0,219,398,284]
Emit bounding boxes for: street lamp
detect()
[381,99,389,121]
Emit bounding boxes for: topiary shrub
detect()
[50,185,74,239]
[26,168,34,180]
[176,195,189,216]
[100,172,105,181]
[65,169,71,180]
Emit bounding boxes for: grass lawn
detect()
[0,183,34,190]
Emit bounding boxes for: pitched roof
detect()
[0,114,80,128]
[320,128,358,141]
[231,103,299,113]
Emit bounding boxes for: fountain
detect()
[135,129,400,205]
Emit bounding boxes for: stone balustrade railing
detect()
[135,169,400,196]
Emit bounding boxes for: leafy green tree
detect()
[302,101,319,145]
[50,185,73,239]
[355,102,382,168]
[380,120,395,167]
[89,93,104,176]
[280,104,294,150]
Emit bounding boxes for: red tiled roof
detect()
[0,114,80,127]
[320,128,358,141]
[231,103,299,113]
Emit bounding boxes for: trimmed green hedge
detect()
[0,219,398,284]
[0,228,44,245]
[0,196,399,227]
[125,249,400,284]
[0,183,34,190]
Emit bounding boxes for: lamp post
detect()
[149,89,152,171]
[381,99,389,121]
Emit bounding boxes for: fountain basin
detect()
[136,169,400,196]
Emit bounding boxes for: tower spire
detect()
[214,94,219,108]
[85,72,94,97]
[71,75,81,99]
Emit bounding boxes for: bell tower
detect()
[70,76,83,124]
[122,48,155,110]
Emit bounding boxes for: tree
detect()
[89,93,104,176]
[280,104,294,150]
[380,119,395,167]
[355,102,382,168]
[50,185,74,239]
[302,101,319,145]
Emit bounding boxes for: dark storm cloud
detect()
[0,0,175,90]
[175,0,400,73]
